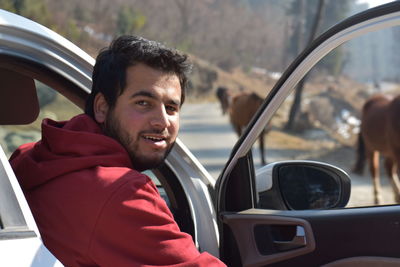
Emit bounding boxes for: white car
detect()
[1,2,400,266]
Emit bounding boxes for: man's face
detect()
[95,63,181,171]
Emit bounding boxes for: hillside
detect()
[187,55,277,101]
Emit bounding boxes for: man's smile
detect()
[141,133,168,148]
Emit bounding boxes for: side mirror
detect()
[256,160,351,210]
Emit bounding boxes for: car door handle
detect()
[273,226,307,251]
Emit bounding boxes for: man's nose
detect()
[150,105,170,129]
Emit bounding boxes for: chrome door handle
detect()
[273,226,307,251]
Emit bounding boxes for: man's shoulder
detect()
[9,141,36,161]
[87,165,153,193]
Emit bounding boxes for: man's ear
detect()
[93,93,109,123]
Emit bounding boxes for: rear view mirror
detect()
[256,160,351,210]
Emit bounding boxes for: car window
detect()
[254,26,400,209]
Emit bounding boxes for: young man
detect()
[10,36,225,266]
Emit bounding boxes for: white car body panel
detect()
[0,240,62,267]
[0,144,60,266]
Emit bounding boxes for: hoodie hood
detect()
[10,114,133,190]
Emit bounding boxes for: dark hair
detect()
[85,35,192,118]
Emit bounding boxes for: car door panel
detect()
[222,210,315,266]
[322,257,400,267]
[222,206,400,267]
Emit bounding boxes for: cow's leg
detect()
[384,157,400,203]
[368,150,382,204]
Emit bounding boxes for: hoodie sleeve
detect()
[88,176,226,267]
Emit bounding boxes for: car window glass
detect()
[255,26,400,209]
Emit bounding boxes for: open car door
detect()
[216,2,400,266]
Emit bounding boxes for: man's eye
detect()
[166,105,178,112]
[136,100,149,106]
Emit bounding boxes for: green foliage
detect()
[0,0,52,26]
[0,0,25,13]
[0,0,16,12]
[116,6,146,36]
[0,0,56,33]
[73,5,91,23]
[20,0,52,26]
[176,39,192,53]
[1,0,89,46]
[12,0,22,12]
[64,19,85,43]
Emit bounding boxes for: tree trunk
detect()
[285,0,326,131]
[174,0,190,45]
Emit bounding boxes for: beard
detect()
[102,110,175,172]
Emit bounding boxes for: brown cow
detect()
[216,87,269,165]
[216,87,231,115]
[353,94,400,204]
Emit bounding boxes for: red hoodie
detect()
[10,114,225,267]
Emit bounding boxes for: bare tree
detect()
[27,0,303,74]
[285,0,326,131]
[173,0,190,41]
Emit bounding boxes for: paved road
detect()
[179,102,237,179]
[179,102,397,208]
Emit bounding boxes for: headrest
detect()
[0,68,39,125]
